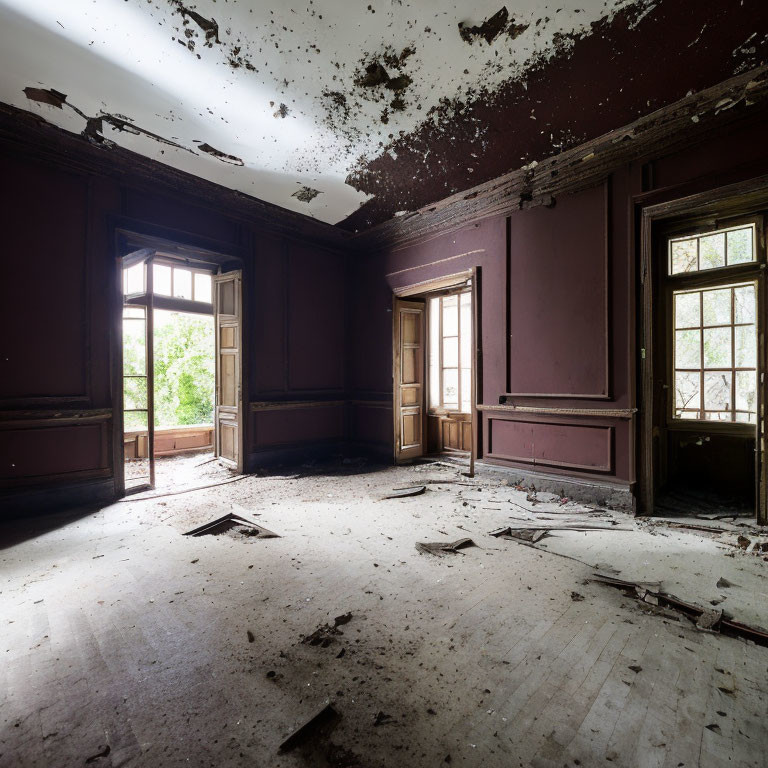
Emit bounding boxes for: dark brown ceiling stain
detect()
[23,87,67,108]
[341,0,768,231]
[197,142,244,165]
[292,185,323,203]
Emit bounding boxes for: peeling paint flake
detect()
[23,87,67,108]
[292,185,323,203]
[197,143,244,166]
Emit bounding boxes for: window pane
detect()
[122,319,146,375]
[442,295,458,336]
[443,336,458,368]
[675,371,700,416]
[702,288,731,326]
[123,263,144,295]
[460,296,472,368]
[154,264,172,296]
[194,273,212,303]
[124,410,148,430]
[727,227,753,265]
[734,284,755,324]
[675,329,700,368]
[124,377,147,410]
[703,327,731,368]
[442,369,458,408]
[460,368,471,413]
[735,324,756,368]
[429,298,440,408]
[670,238,697,274]
[173,268,192,300]
[735,370,757,415]
[704,371,731,412]
[674,292,700,328]
[699,233,725,270]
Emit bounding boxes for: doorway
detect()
[392,270,478,468]
[641,203,767,522]
[117,240,243,495]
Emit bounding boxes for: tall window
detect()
[673,282,757,423]
[428,291,472,413]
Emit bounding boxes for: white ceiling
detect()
[0,0,652,224]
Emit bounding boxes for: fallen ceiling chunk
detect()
[23,87,67,108]
[182,512,278,538]
[415,537,477,556]
[278,704,341,753]
[383,485,426,499]
[592,573,768,646]
[302,613,353,647]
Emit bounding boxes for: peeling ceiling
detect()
[0,1,765,229]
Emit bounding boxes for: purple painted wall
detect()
[349,115,768,493]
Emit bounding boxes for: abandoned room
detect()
[2,0,768,766]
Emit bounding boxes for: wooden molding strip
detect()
[251,400,346,412]
[354,65,768,250]
[478,404,636,419]
[0,408,113,429]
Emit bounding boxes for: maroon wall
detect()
[0,132,349,508]
[350,114,768,496]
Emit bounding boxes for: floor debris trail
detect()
[2,458,767,768]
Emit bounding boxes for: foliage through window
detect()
[673,282,757,423]
[669,224,755,275]
[428,291,472,412]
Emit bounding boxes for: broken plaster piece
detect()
[197,143,244,166]
[23,87,67,108]
[291,185,323,203]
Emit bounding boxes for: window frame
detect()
[427,287,472,415]
[665,214,764,433]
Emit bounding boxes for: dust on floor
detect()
[1,458,766,767]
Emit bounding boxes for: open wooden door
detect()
[393,298,426,463]
[214,270,243,472]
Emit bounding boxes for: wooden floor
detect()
[1,460,766,767]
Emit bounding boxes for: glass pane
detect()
[124,377,147,410]
[704,411,730,422]
[675,371,700,416]
[460,368,471,413]
[442,369,458,408]
[443,337,458,368]
[460,297,472,368]
[429,298,440,408]
[703,371,731,411]
[154,264,172,296]
[702,288,731,326]
[671,238,697,274]
[124,409,148,430]
[442,295,458,336]
[727,227,753,265]
[703,327,731,368]
[123,263,144,295]
[122,318,146,375]
[194,273,212,303]
[735,324,756,368]
[675,329,700,368]
[674,292,700,328]
[173,268,192,300]
[123,306,145,320]
[734,284,755,324]
[735,370,757,415]
[699,233,725,270]
[734,411,753,423]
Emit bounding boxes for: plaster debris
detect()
[415,537,477,556]
[169,0,220,45]
[278,704,341,753]
[458,7,511,45]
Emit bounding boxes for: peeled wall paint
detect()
[0,0,670,225]
[0,0,765,227]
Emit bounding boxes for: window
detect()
[123,262,145,295]
[673,282,757,423]
[669,224,755,275]
[428,291,472,413]
[151,263,212,303]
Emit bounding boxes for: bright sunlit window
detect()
[428,291,472,413]
[669,224,755,275]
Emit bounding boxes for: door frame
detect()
[638,175,768,521]
[393,267,481,472]
[112,223,245,497]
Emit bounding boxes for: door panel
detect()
[393,298,426,463]
[214,271,242,471]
